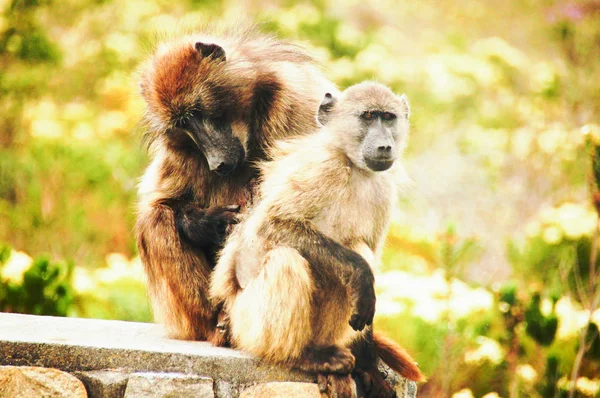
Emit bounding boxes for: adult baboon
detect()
[211,82,423,397]
[136,28,336,343]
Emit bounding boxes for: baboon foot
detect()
[297,345,356,374]
[209,309,231,347]
[355,368,396,398]
[317,373,357,398]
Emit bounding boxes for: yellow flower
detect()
[73,267,95,293]
[464,337,503,365]
[452,388,474,398]
[555,297,588,339]
[482,393,501,398]
[1,251,32,284]
[516,364,537,384]
[575,377,600,396]
[542,226,562,244]
[558,377,600,396]
[555,203,596,240]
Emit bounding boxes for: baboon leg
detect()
[317,373,357,398]
[137,204,214,341]
[355,369,396,398]
[350,329,396,398]
[296,345,355,374]
[228,247,314,362]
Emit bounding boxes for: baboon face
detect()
[173,100,246,176]
[325,83,409,172]
[141,40,250,176]
[358,109,399,172]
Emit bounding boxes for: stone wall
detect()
[0,313,417,397]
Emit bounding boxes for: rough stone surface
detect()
[0,313,311,385]
[214,379,241,398]
[0,313,418,398]
[74,370,128,398]
[124,372,213,398]
[0,365,87,398]
[378,360,411,397]
[240,382,320,398]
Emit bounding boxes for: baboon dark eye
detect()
[382,112,396,120]
[362,111,374,120]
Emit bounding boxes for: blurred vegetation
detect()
[1,0,600,396]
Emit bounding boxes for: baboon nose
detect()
[215,162,235,176]
[378,145,392,153]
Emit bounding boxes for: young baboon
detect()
[211,82,424,397]
[136,28,337,343]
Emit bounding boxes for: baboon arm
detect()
[262,217,376,331]
[136,202,215,340]
[350,242,376,269]
[263,217,372,284]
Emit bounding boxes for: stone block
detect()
[0,365,87,398]
[124,372,213,398]
[74,369,129,398]
[240,382,320,398]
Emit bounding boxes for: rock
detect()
[124,372,213,398]
[74,370,128,398]
[0,366,87,398]
[377,360,414,398]
[240,382,320,398]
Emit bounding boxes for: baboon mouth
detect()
[365,158,394,172]
[214,162,236,176]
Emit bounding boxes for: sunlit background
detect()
[1,0,600,396]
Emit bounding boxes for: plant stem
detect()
[568,218,599,398]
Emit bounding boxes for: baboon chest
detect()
[313,174,392,244]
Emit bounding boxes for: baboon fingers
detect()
[297,346,355,374]
[317,373,357,398]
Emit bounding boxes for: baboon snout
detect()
[363,136,396,172]
[206,146,245,176]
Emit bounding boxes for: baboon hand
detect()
[349,276,376,331]
[207,204,241,238]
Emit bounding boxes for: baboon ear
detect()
[195,42,226,61]
[317,92,337,126]
[398,94,410,118]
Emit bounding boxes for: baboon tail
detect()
[373,331,425,382]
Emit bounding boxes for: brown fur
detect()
[373,332,425,382]
[211,82,421,396]
[136,27,336,342]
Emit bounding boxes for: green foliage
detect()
[583,323,600,361]
[0,243,11,264]
[538,355,563,398]
[499,282,517,307]
[0,256,74,316]
[525,293,558,347]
